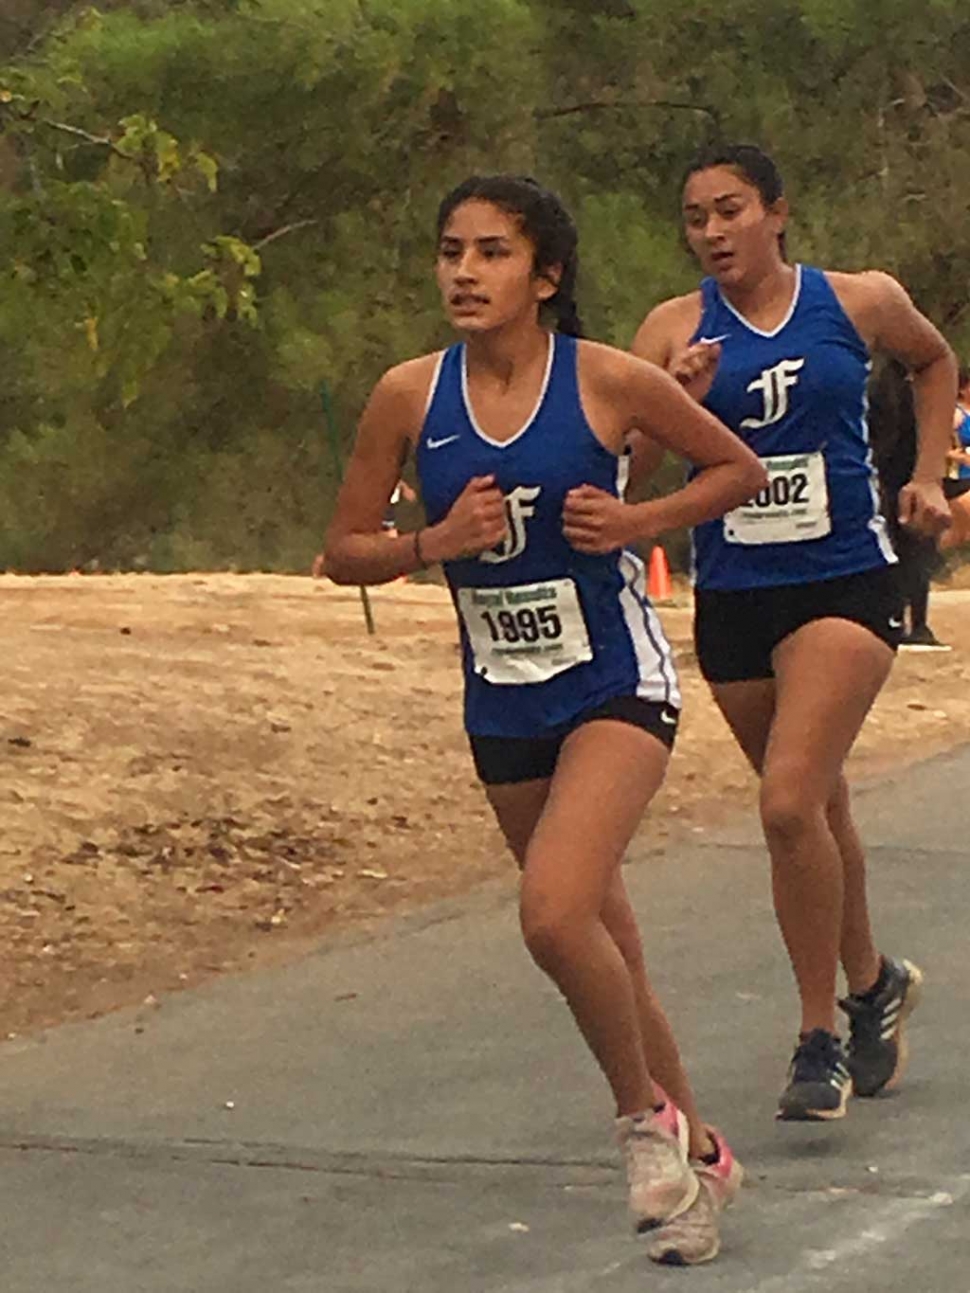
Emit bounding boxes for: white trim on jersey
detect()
[717,263,803,339]
[615,444,632,499]
[617,550,682,710]
[423,350,447,420]
[865,478,900,565]
[460,333,555,449]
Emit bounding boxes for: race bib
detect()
[724,451,831,545]
[457,578,592,685]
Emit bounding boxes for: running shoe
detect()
[899,626,951,652]
[696,1126,744,1208]
[646,1126,743,1267]
[839,956,924,1097]
[776,1029,851,1121]
[616,1102,698,1232]
[646,1175,720,1265]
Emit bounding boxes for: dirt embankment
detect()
[2,574,968,1039]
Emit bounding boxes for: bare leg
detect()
[486,722,712,1149]
[759,621,893,1033]
[522,723,669,1114]
[711,669,887,1021]
[601,869,712,1157]
[828,776,881,995]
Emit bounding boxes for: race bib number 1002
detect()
[457,578,592,685]
[723,451,831,546]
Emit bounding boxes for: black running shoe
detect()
[776,1029,851,1121]
[899,626,950,652]
[839,957,924,1097]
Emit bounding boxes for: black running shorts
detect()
[468,695,679,786]
[943,477,970,500]
[694,566,903,684]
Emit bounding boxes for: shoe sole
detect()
[879,961,924,1095]
[646,1153,741,1266]
[898,644,951,652]
[646,1181,722,1266]
[776,1082,850,1122]
[650,1238,720,1267]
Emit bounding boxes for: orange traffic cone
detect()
[647,544,673,600]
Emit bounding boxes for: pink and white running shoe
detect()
[696,1125,744,1208]
[646,1125,744,1266]
[615,1102,698,1232]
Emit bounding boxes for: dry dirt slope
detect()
[2,573,968,1038]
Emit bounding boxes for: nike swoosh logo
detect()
[660,710,678,726]
[426,435,460,450]
[888,617,904,629]
[698,334,729,345]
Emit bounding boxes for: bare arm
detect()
[631,302,680,368]
[325,359,509,585]
[834,271,956,535]
[624,295,712,490]
[870,275,955,484]
[323,368,427,585]
[563,352,766,553]
[632,293,720,401]
[619,359,767,535]
[623,427,667,492]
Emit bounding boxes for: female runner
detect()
[630,144,953,1121]
[325,174,765,1263]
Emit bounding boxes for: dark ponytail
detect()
[436,175,584,336]
[549,252,583,338]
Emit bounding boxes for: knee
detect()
[760,778,825,850]
[519,892,582,976]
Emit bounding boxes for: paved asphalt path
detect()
[1,746,966,1291]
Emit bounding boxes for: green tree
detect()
[1,0,968,571]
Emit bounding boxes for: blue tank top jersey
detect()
[415,333,680,739]
[690,264,896,591]
[956,406,970,480]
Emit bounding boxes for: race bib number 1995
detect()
[457,578,592,685]
[724,451,831,545]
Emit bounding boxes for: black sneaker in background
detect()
[776,1029,851,1121]
[839,957,924,1097]
[899,625,951,652]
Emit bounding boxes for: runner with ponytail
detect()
[326,174,766,1264]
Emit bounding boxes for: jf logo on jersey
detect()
[480,485,541,564]
[741,358,805,430]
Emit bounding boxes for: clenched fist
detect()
[563,484,640,554]
[427,475,509,561]
[898,479,951,539]
[669,339,723,403]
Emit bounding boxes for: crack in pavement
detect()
[687,841,967,861]
[1,1135,966,1205]
[0,1135,620,1182]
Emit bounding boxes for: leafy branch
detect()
[536,98,722,128]
[252,219,319,251]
